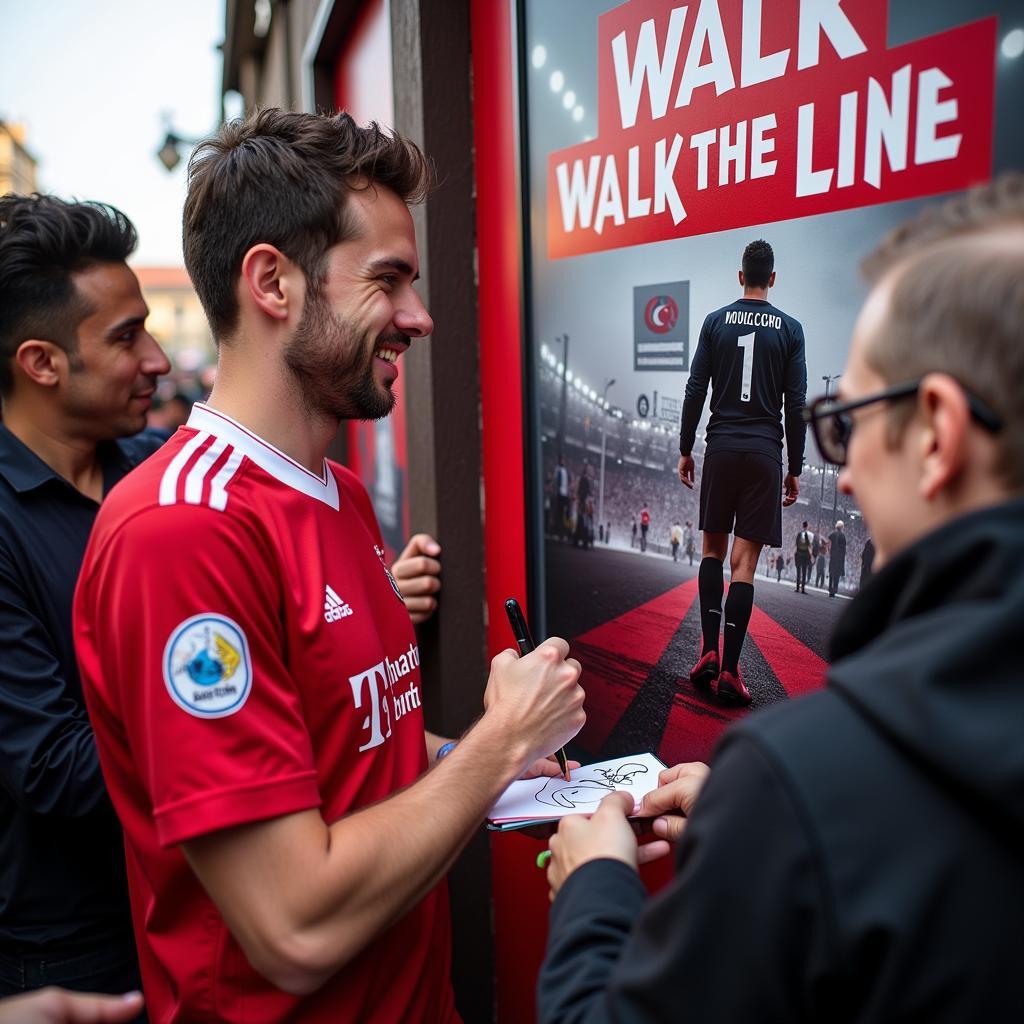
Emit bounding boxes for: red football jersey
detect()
[74,403,456,1023]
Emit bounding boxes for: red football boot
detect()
[689,649,719,692]
[716,668,752,706]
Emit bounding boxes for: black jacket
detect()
[539,498,1024,1023]
[829,528,847,572]
[0,426,165,951]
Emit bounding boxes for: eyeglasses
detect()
[803,378,1003,467]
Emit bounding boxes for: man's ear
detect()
[768,270,776,288]
[918,373,970,502]
[240,244,302,323]
[737,270,745,289]
[14,339,66,389]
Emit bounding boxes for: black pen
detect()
[504,598,571,781]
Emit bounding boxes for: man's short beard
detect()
[284,285,396,422]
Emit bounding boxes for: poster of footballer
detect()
[521,0,1020,765]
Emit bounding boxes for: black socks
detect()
[699,560,755,673]
[722,582,754,675]
[698,557,724,656]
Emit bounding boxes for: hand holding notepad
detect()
[487,752,666,831]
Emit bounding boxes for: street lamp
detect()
[816,374,839,537]
[597,377,616,539]
[155,116,204,173]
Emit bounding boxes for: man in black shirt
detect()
[828,519,847,596]
[678,240,806,704]
[0,194,171,1001]
[794,520,814,592]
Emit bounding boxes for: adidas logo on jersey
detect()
[324,584,353,623]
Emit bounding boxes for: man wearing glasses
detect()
[536,177,1023,1022]
[678,239,806,706]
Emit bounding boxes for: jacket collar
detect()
[829,497,1024,662]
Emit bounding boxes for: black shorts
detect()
[699,450,782,548]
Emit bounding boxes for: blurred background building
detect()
[133,267,215,381]
[0,120,38,194]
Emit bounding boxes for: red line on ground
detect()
[659,594,829,764]
[746,603,828,697]
[573,579,700,753]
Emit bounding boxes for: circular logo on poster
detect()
[644,295,678,334]
[636,394,650,418]
[163,613,252,718]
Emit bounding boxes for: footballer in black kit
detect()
[678,240,807,705]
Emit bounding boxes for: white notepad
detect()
[487,752,666,828]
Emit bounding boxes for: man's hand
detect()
[678,454,695,489]
[546,791,646,900]
[520,754,582,780]
[0,988,145,1023]
[783,473,799,507]
[482,639,585,769]
[635,762,710,844]
[391,534,441,624]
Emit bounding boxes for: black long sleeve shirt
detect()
[679,298,807,476]
[0,424,165,950]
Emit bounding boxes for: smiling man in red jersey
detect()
[73,109,585,1023]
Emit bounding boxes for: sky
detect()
[1,0,225,267]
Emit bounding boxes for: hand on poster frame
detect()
[392,533,442,624]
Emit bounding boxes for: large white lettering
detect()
[676,0,736,108]
[556,155,602,232]
[797,0,867,71]
[594,155,626,234]
[864,63,911,189]
[796,102,833,196]
[795,64,959,197]
[653,134,687,223]
[557,140,686,232]
[741,0,790,86]
[612,5,688,130]
[915,67,961,165]
[348,663,391,752]
[611,0,869,130]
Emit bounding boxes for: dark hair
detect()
[183,108,434,341]
[861,174,1024,490]
[742,239,774,288]
[0,193,137,396]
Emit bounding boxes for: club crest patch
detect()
[375,544,405,603]
[163,613,252,718]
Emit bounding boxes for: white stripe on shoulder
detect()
[184,437,229,505]
[159,432,211,507]
[208,448,245,512]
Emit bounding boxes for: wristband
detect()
[436,740,457,761]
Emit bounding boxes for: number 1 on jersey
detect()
[738,332,755,402]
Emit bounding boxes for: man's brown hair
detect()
[860,174,1024,490]
[183,108,433,340]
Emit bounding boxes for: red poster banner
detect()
[547,0,996,258]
